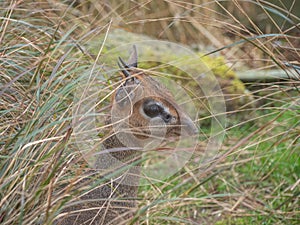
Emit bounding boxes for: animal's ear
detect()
[127,45,138,68]
[117,45,138,78]
[115,45,140,107]
[118,57,131,78]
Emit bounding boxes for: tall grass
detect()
[0,1,299,224]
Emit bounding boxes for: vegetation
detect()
[0,1,299,224]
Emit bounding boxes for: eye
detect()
[143,101,162,118]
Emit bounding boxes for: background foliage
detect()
[0,1,299,224]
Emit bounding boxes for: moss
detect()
[230,79,246,93]
[90,29,252,111]
[200,55,236,79]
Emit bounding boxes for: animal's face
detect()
[111,46,198,145]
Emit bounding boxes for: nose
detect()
[180,116,198,136]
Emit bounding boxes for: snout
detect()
[180,116,198,136]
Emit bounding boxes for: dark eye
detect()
[143,101,162,118]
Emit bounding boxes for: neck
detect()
[59,132,142,225]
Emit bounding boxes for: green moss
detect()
[230,79,246,93]
[200,55,236,79]
[90,29,251,110]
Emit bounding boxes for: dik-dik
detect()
[58,46,198,225]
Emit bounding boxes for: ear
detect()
[115,45,140,107]
[117,45,138,78]
[127,45,138,68]
[118,57,131,78]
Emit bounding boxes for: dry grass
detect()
[0,1,299,224]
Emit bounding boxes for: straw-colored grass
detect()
[1,1,299,224]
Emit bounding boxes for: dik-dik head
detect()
[110,45,198,147]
